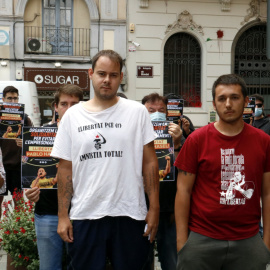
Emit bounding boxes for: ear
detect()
[212,100,217,111]
[54,103,58,113]
[120,72,123,83]
[244,96,249,107]
[88,68,94,79]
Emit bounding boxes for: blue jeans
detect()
[35,214,64,270]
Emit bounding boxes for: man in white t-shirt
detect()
[51,50,159,270]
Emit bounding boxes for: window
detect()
[164,33,201,107]
[43,0,73,55]
[234,24,270,116]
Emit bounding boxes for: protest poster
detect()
[243,97,255,123]
[0,102,24,139]
[167,98,184,124]
[21,127,58,189]
[152,121,175,182]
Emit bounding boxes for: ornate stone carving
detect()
[241,0,266,24]
[220,0,231,11]
[139,0,149,8]
[166,10,204,35]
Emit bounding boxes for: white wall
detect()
[126,0,260,127]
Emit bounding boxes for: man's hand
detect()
[144,206,159,243]
[57,216,74,243]
[181,118,190,135]
[25,187,40,202]
[16,138,22,148]
[168,122,182,148]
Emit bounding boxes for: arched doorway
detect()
[163,32,202,107]
[234,24,270,115]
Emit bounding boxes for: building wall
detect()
[74,0,91,29]
[126,0,265,127]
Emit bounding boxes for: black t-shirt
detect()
[35,122,58,215]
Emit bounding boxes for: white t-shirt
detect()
[51,98,156,220]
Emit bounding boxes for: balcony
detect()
[24,26,90,57]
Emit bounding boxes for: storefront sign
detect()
[137,66,153,78]
[24,68,90,91]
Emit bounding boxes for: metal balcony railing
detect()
[24,26,90,57]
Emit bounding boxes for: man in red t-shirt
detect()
[174,74,270,270]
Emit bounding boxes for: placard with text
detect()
[152,121,174,182]
[167,99,184,124]
[243,97,255,123]
[21,127,58,189]
[0,102,24,139]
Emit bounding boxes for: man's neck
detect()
[214,119,245,136]
[83,96,119,112]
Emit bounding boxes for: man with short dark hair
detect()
[174,74,270,270]
[142,92,187,270]
[25,84,83,270]
[0,86,33,207]
[51,50,159,269]
[251,93,270,135]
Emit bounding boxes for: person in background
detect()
[0,86,33,217]
[51,50,159,270]
[174,74,270,270]
[251,93,270,135]
[0,148,7,216]
[25,84,83,270]
[250,93,270,238]
[142,93,188,270]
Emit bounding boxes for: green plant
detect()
[0,189,39,270]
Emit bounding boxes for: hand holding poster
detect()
[0,102,24,139]
[152,121,174,182]
[22,127,58,189]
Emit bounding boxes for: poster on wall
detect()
[21,127,59,189]
[0,102,24,139]
[152,121,174,182]
[167,99,184,124]
[243,97,255,123]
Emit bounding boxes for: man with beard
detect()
[174,74,270,270]
[251,93,270,135]
[51,50,159,270]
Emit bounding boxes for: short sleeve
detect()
[50,113,72,161]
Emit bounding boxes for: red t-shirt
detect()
[174,122,270,240]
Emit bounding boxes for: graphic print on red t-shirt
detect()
[219,148,254,205]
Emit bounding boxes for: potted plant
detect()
[0,189,39,270]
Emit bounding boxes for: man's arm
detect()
[175,169,196,252]
[262,172,270,249]
[142,141,160,243]
[57,159,73,243]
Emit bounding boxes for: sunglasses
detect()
[255,103,263,108]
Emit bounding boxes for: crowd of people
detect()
[0,49,270,270]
